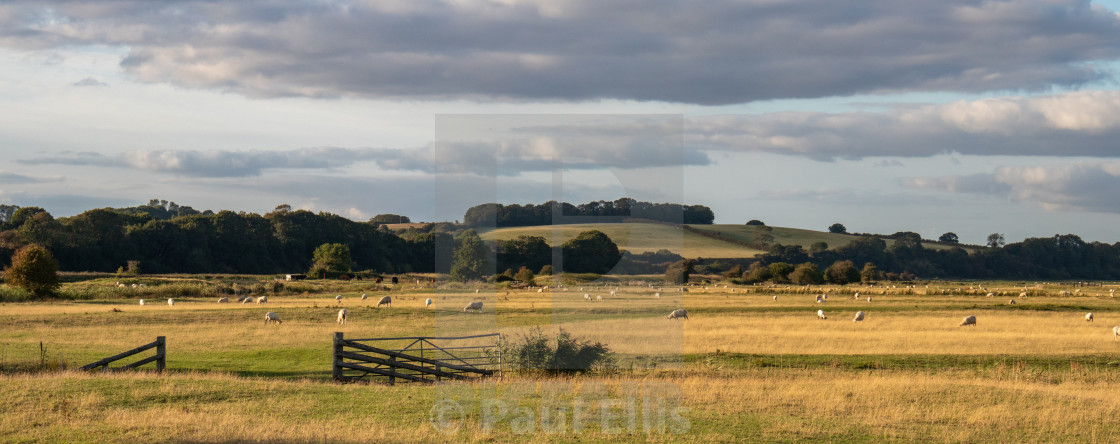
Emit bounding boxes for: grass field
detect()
[3,276,1120,442]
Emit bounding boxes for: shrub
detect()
[505,328,614,374]
[4,244,60,298]
[539,265,553,276]
[664,260,694,284]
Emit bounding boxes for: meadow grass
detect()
[3,277,1120,442]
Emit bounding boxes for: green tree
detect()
[539,264,554,275]
[860,262,880,283]
[745,219,765,226]
[4,244,60,297]
[664,259,694,285]
[451,229,490,281]
[789,262,824,285]
[767,262,794,283]
[829,223,848,234]
[987,233,1005,248]
[809,241,829,254]
[561,230,621,274]
[743,261,771,283]
[938,232,959,244]
[308,243,352,278]
[824,260,861,284]
[370,214,411,224]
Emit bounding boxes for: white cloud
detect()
[71,77,107,87]
[903,162,1120,213]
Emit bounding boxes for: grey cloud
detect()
[0,171,62,184]
[72,77,107,87]
[689,91,1120,159]
[903,162,1120,213]
[20,148,390,177]
[2,1,1119,104]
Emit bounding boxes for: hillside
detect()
[477,223,766,258]
[480,223,975,259]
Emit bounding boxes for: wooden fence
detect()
[80,336,166,372]
[333,332,500,384]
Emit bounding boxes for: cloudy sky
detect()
[3,0,1120,245]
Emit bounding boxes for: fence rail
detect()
[80,336,166,372]
[333,332,500,385]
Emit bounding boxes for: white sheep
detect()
[866,296,872,302]
[815,295,823,303]
[464,301,483,312]
[217,297,229,303]
[986,292,994,298]
[584,293,592,301]
[610,290,617,296]
[241,298,251,304]
[960,315,977,327]
[655,292,661,299]
[1019,292,1027,298]
[1009,299,1016,305]
[772,295,777,301]
[167,298,174,306]
[853,311,865,322]
[376,296,392,308]
[667,309,688,320]
[1114,326,1120,340]
[335,294,343,304]
[264,312,282,325]
[817,309,827,320]
[596,295,604,301]
[139,299,145,306]
[361,293,368,301]
[1086,312,1094,322]
[425,297,433,308]
[853,291,860,300]
[337,309,347,325]
[475,289,480,294]
[256,296,267,304]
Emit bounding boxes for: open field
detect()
[3,276,1120,442]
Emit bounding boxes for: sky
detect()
[3,1,1120,245]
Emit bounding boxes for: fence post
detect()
[155,336,166,373]
[333,332,344,381]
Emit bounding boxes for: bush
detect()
[514,266,535,285]
[789,263,824,285]
[664,260,694,284]
[539,265,553,275]
[4,244,60,298]
[505,328,614,374]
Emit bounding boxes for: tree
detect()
[561,230,621,274]
[742,261,771,283]
[308,243,352,277]
[987,233,1005,248]
[828,223,848,234]
[809,242,829,253]
[767,262,794,283]
[789,263,824,285]
[451,229,490,281]
[4,244,60,297]
[938,232,959,244]
[664,259,694,284]
[515,266,536,285]
[745,219,765,226]
[860,262,880,283]
[370,214,411,224]
[824,260,861,284]
[539,264,553,276]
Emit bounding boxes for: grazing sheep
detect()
[217,297,229,303]
[264,312,282,325]
[867,296,872,302]
[361,293,368,301]
[335,294,343,304]
[853,292,860,300]
[1019,292,1027,298]
[256,296,267,304]
[167,298,174,306]
[853,311,865,322]
[1009,299,1016,305]
[464,301,483,312]
[584,293,592,301]
[596,295,604,301]
[475,289,480,294]
[425,298,433,308]
[1114,326,1120,340]
[772,295,777,301]
[337,309,347,325]
[815,295,823,303]
[139,299,145,306]
[960,315,977,327]
[667,309,688,320]
[1086,312,1094,322]
[610,290,617,296]
[986,292,994,298]
[242,298,251,304]
[376,296,392,308]
[817,309,827,320]
[655,292,661,299]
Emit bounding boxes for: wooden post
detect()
[333,332,344,381]
[155,336,166,373]
[388,355,396,386]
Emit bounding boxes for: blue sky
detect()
[3,1,1120,245]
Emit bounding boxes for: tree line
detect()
[463,198,715,227]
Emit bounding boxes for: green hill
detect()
[480,223,973,259]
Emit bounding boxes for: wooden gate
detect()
[332,332,500,384]
[80,336,166,372]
